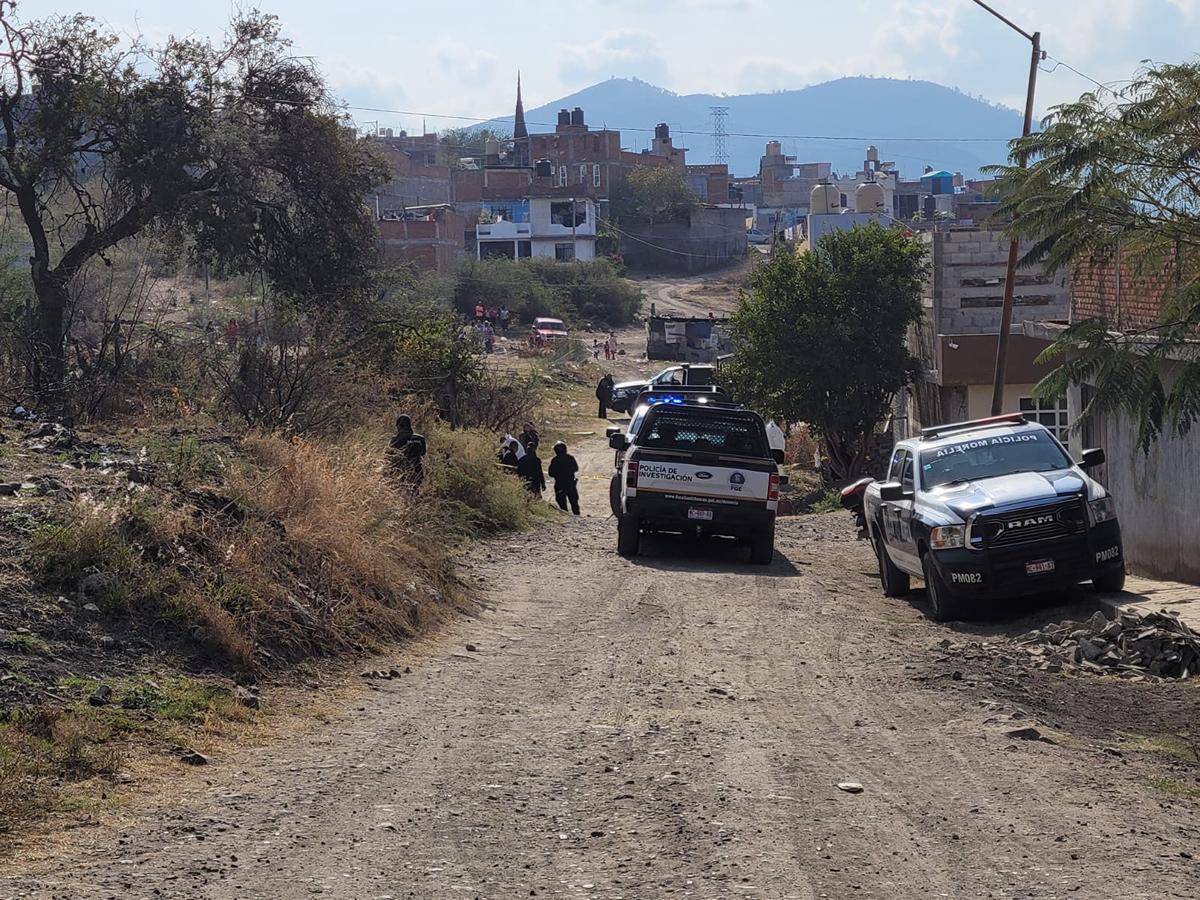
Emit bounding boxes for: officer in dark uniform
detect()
[389,414,427,487]
[547,441,581,515]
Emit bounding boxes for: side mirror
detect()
[771,449,785,464]
[605,425,621,439]
[879,482,911,502]
[1079,447,1105,469]
[608,433,629,451]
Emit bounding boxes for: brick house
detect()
[378,206,467,273]
[1023,251,1200,583]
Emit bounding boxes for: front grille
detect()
[977,499,1085,548]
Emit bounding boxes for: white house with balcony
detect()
[476,197,596,262]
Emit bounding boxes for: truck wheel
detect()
[617,514,641,558]
[750,525,775,566]
[609,474,622,518]
[1093,568,1126,593]
[922,553,961,622]
[874,529,910,597]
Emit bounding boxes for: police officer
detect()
[516,442,546,496]
[547,441,580,515]
[389,414,427,487]
[596,373,614,419]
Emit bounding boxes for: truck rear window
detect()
[920,430,1072,487]
[640,411,766,458]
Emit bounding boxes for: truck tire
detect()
[609,473,622,518]
[1093,568,1126,593]
[874,528,910,597]
[617,514,641,558]
[750,525,775,566]
[922,553,961,622]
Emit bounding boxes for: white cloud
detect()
[556,31,671,86]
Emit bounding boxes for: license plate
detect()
[687,508,714,521]
[1026,559,1056,576]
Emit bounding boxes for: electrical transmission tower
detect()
[710,106,729,166]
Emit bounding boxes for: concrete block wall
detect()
[924,227,1070,335]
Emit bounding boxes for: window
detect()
[887,448,905,481]
[920,432,1072,488]
[558,166,567,187]
[550,201,587,228]
[593,164,601,187]
[554,242,576,261]
[579,165,587,184]
[900,453,914,492]
[517,240,532,258]
[640,410,767,458]
[1019,395,1069,440]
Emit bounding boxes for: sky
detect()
[15,0,1200,137]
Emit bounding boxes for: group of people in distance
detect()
[591,332,620,361]
[497,422,581,515]
[387,415,581,515]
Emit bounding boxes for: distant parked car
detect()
[531,317,569,343]
[746,229,769,245]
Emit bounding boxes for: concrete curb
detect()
[1096,576,1200,631]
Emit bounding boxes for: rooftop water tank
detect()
[854,181,887,213]
[810,183,840,215]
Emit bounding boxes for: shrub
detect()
[451,258,642,327]
[422,427,549,538]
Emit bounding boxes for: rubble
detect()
[1015,609,1200,682]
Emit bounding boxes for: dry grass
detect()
[13,423,544,835]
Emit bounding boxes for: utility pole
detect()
[970,0,1043,416]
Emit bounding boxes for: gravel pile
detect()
[1017,609,1200,682]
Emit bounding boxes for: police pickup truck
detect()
[608,394,785,564]
[608,364,716,414]
[862,414,1125,621]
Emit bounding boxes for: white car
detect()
[746,229,769,244]
[531,317,568,341]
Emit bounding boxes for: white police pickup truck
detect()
[608,394,786,564]
[862,414,1125,621]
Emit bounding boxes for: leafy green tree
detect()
[437,126,512,167]
[392,303,486,429]
[728,222,927,480]
[610,165,696,224]
[988,61,1200,448]
[0,6,389,406]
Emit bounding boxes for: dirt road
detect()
[6,271,1199,897]
[6,503,1200,898]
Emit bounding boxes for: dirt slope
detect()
[5,509,1199,899]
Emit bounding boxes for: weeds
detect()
[142,435,227,486]
[809,490,844,515]
[2,633,51,655]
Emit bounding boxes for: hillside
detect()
[495,76,1023,178]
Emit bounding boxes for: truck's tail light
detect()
[626,460,639,489]
[768,473,780,502]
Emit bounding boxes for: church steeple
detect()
[513,71,528,140]
[512,71,530,166]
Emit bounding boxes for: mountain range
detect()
[491,76,1024,179]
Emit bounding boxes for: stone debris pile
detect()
[1017,609,1200,682]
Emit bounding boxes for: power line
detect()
[1040,53,1126,97]
[338,103,1014,144]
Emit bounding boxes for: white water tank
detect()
[810,183,840,215]
[854,181,887,213]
